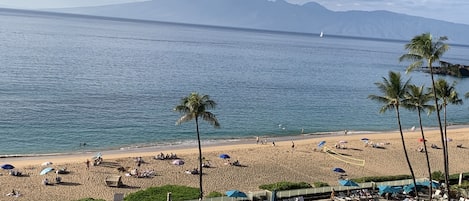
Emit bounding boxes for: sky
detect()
[0,0,468,25]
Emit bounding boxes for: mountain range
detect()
[47,0,469,45]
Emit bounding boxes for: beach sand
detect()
[1,126,469,201]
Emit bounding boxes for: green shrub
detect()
[206,191,223,198]
[259,181,312,191]
[432,170,445,181]
[312,181,329,188]
[124,185,199,201]
[351,175,411,183]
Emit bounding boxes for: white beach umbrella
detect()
[41,162,53,166]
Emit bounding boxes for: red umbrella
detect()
[418,138,427,142]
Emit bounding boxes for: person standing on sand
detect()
[256,136,259,144]
[85,159,90,170]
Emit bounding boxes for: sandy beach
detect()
[1,126,469,201]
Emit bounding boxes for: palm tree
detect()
[403,84,435,196]
[174,92,220,199]
[434,79,462,180]
[399,32,450,191]
[369,71,419,198]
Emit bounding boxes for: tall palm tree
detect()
[403,84,435,196]
[369,71,419,198]
[434,79,462,180]
[174,92,220,199]
[399,32,450,191]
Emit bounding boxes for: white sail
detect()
[319,31,324,38]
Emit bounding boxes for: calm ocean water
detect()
[1,10,469,155]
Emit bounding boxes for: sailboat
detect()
[319,31,324,38]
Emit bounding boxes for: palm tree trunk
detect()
[429,62,449,192]
[396,106,419,200]
[418,110,433,196]
[444,105,450,188]
[195,117,204,199]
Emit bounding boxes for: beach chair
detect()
[105,175,123,187]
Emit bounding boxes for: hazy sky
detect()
[0,0,468,25]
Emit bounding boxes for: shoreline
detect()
[1,124,464,168]
[1,123,456,159]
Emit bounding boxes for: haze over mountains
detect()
[47,0,469,44]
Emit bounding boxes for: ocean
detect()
[1,9,469,156]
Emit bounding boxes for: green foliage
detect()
[124,185,199,201]
[351,175,412,183]
[312,181,329,188]
[74,198,106,201]
[432,170,445,181]
[259,181,312,191]
[206,191,223,198]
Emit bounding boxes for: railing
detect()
[192,178,429,201]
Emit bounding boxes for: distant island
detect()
[46,0,469,45]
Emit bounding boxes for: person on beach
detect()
[256,136,259,144]
[86,159,90,170]
[291,141,295,149]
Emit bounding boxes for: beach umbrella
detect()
[317,141,326,147]
[40,167,54,175]
[361,138,369,141]
[338,179,359,187]
[378,185,402,195]
[1,164,14,170]
[219,154,230,159]
[172,159,185,166]
[418,138,427,142]
[333,167,346,173]
[226,190,247,198]
[92,152,102,159]
[41,161,53,166]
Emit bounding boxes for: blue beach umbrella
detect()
[219,154,230,159]
[226,190,247,198]
[361,138,369,141]
[40,167,54,175]
[317,141,326,147]
[333,167,346,173]
[1,164,14,170]
[338,179,359,187]
[378,185,402,195]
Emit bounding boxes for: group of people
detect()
[9,170,22,176]
[127,168,155,178]
[42,177,62,185]
[225,159,241,166]
[155,152,178,160]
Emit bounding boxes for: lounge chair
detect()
[105,175,123,187]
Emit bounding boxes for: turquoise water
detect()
[1,10,469,155]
